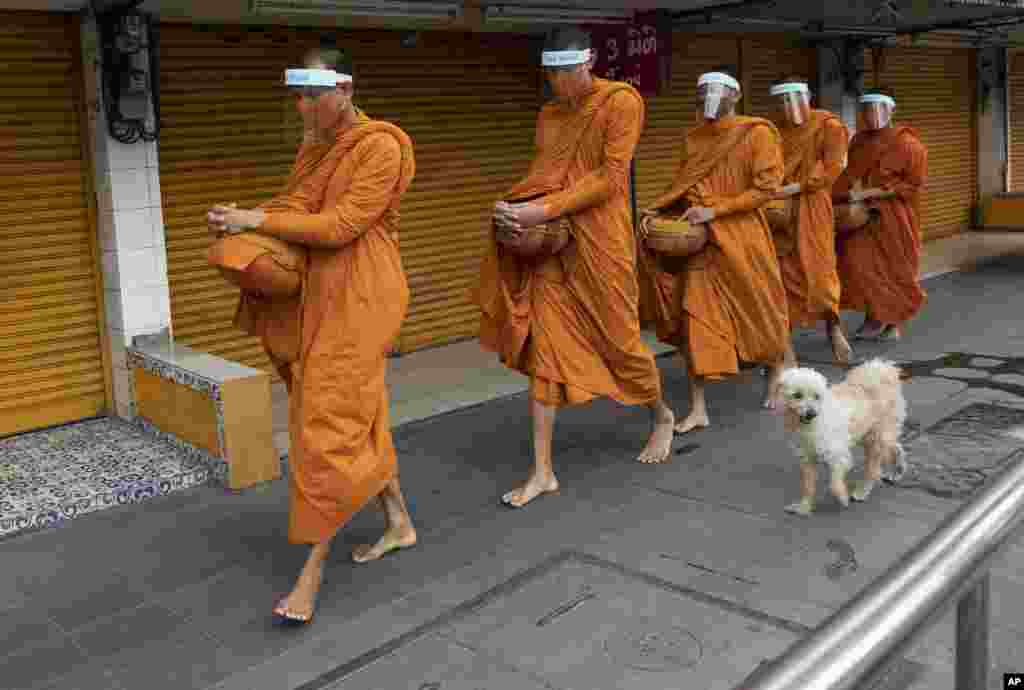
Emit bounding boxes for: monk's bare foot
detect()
[763,366,786,409]
[502,473,559,508]
[855,318,883,340]
[829,326,853,364]
[878,324,901,341]
[274,558,324,623]
[674,411,709,435]
[638,408,675,464]
[352,524,417,563]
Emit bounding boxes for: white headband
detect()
[541,49,592,67]
[859,93,895,109]
[285,68,352,87]
[769,82,809,96]
[697,71,741,92]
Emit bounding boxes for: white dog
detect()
[773,358,909,516]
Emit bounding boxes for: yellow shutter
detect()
[634,34,739,209]
[158,24,539,368]
[1009,50,1024,192]
[740,36,816,121]
[864,46,977,240]
[0,12,108,437]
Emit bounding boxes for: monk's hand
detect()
[777,183,801,199]
[207,202,236,235]
[684,206,715,225]
[207,204,264,235]
[506,201,549,229]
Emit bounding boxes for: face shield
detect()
[541,48,591,100]
[284,68,351,132]
[859,94,895,130]
[697,72,740,121]
[769,82,811,126]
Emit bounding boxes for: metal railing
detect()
[735,455,1024,690]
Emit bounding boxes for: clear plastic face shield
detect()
[770,82,811,126]
[859,94,895,131]
[696,72,740,122]
[284,68,351,132]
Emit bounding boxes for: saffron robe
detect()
[639,115,790,380]
[832,124,928,325]
[234,112,415,543]
[776,109,848,327]
[471,78,662,407]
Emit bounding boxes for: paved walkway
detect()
[5,249,1024,689]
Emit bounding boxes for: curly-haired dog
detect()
[774,359,909,516]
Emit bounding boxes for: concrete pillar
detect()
[80,13,171,420]
[976,46,1008,218]
[816,39,862,136]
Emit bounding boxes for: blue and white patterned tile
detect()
[0,418,212,540]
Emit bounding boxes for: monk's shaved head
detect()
[543,26,592,53]
[303,43,354,79]
[710,64,739,82]
[541,26,596,107]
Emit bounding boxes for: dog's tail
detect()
[845,358,903,393]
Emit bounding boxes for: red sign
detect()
[586,12,665,96]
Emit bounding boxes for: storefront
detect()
[864,44,977,241]
[157,22,542,374]
[1008,49,1024,192]
[0,11,109,437]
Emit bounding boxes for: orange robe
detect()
[776,109,848,327]
[639,115,789,381]
[237,112,415,544]
[472,78,661,407]
[833,125,928,325]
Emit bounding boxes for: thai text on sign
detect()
[586,13,664,96]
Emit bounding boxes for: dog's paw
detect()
[851,480,875,502]
[882,448,908,484]
[784,499,815,516]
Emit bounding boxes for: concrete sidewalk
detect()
[5,246,1024,689]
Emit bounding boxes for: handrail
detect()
[736,454,1024,690]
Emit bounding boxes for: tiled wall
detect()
[81,16,171,420]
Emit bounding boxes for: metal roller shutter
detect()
[634,34,739,209]
[0,12,108,437]
[864,46,977,240]
[158,24,539,368]
[741,36,816,120]
[1009,50,1024,191]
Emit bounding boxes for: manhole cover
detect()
[603,620,703,671]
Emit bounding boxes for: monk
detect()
[637,66,791,432]
[472,27,675,508]
[768,76,853,364]
[206,46,417,624]
[833,88,928,341]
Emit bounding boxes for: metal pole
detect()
[956,573,990,690]
[737,455,1024,690]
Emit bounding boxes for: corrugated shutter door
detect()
[357,33,538,352]
[159,25,302,375]
[159,25,538,367]
[634,35,739,209]
[0,12,107,437]
[865,46,976,240]
[1008,50,1024,191]
[741,36,816,120]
